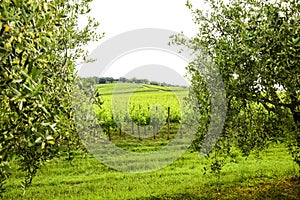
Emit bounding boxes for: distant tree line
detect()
[82,76,183,87]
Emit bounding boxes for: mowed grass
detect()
[3,142,300,199]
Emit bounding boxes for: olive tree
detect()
[0,0,102,193]
[173,0,299,170]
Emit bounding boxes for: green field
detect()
[95,83,188,123]
[4,83,300,199]
[4,143,300,199]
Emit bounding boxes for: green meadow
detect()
[4,143,299,199]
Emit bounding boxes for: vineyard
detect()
[95,83,189,140]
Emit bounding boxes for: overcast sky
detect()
[78,0,208,85]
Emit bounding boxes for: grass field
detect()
[3,83,300,199]
[3,143,299,199]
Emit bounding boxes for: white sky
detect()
[79,0,208,84]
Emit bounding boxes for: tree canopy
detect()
[0,0,101,192]
[174,0,300,169]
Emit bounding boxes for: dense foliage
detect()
[0,0,101,193]
[173,0,300,170]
